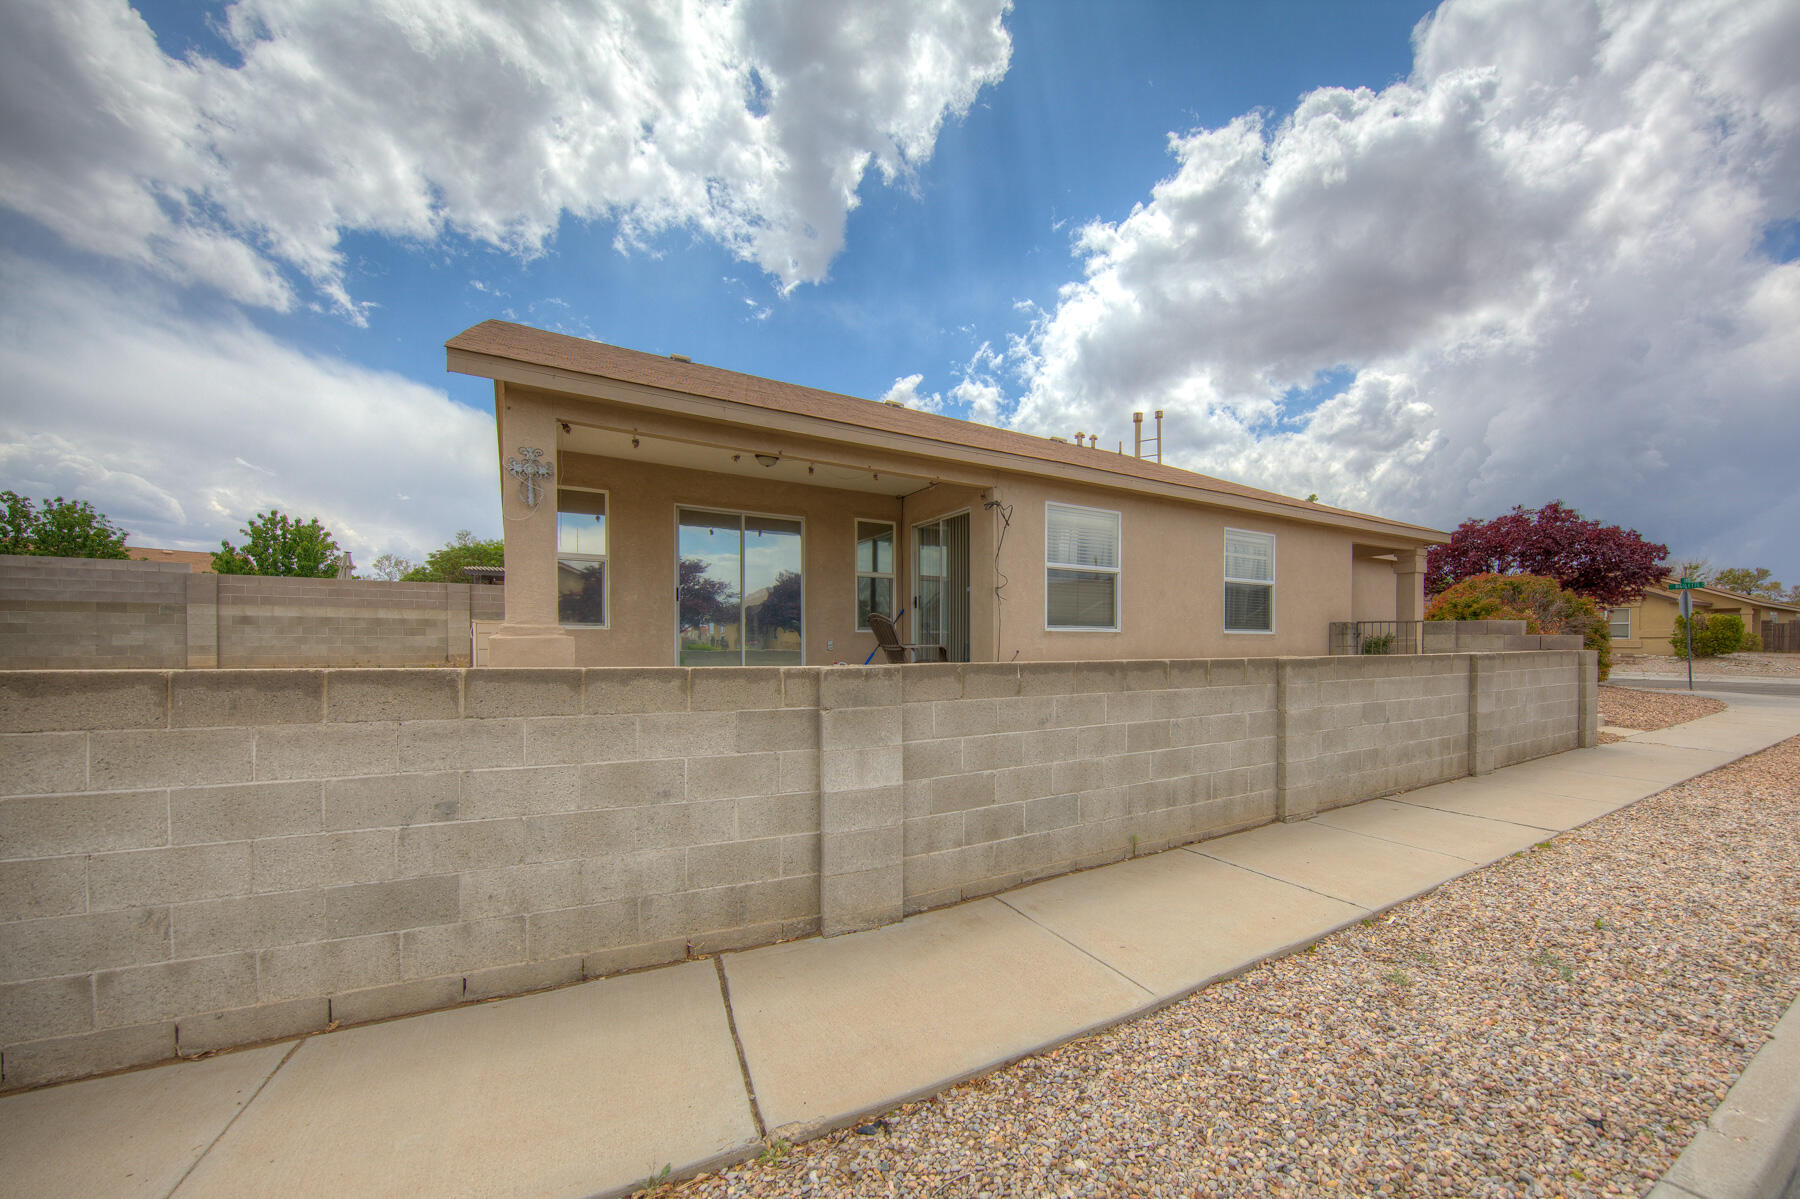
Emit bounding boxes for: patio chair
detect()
[866,612,948,663]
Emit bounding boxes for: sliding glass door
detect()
[912,512,971,662]
[676,508,803,666]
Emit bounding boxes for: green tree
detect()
[213,510,341,577]
[1672,612,1745,658]
[400,530,504,582]
[0,490,130,558]
[1710,567,1784,599]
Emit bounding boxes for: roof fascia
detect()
[449,347,1443,546]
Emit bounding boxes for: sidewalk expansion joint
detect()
[1307,818,1484,865]
[1182,846,1372,912]
[993,896,1155,999]
[166,1036,305,1197]
[713,955,768,1141]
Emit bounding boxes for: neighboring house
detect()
[127,546,215,572]
[447,320,1448,668]
[1606,581,1800,654]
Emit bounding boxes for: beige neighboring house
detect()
[126,547,215,572]
[446,320,1449,668]
[1605,580,1800,654]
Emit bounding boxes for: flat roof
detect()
[448,319,1447,544]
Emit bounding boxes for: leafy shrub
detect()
[1426,572,1611,680]
[1359,632,1394,655]
[1672,613,1746,658]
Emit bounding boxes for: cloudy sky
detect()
[2,0,1797,585]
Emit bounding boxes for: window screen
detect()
[1046,503,1120,630]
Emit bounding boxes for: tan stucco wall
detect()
[1352,555,1400,623]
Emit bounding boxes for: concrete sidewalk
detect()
[6,694,1799,1199]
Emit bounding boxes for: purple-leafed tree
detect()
[1425,501,1668,607]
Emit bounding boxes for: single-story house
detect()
[127,546,215,572]
[446,320,1448,668]
[1606,581,1800,654]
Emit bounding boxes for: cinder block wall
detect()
[0,558,189,668]
[0,652,1593,1089]
[0,557,499,668]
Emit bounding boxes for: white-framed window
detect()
[556,488,608,626]
[1608,607,1631,640]
[1224,528,1275,633]
[1045,502,1121,631]
[854,519,896,631]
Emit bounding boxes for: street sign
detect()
[1667,578,1702,589]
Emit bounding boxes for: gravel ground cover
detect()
[1614,651,1800,678]
[1597,686,1726,732]
[668,734,1800,1199]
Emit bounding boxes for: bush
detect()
[1741,625,1764,653]
[1426,572,1611,680]
[1672,613,1746,658]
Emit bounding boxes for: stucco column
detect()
[1395,548,1427,623]
[487,387,575,666]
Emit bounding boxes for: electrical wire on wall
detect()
[984,496,1012,657]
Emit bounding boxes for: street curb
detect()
[1647,993,1800,1199]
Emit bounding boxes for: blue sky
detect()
[3,0,1798,589]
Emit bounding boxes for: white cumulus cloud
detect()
[0,0,1013,317]
[1008,0,1800,574]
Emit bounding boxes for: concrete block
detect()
[89,842,251,910]
[0,907,171,984]
[579,850,689,904]
[0,732,88,796]
[401,916,525,978]
[0,856,87,921]
[903,738,963,781]
[964,732,1024,772]
[521,714,639,765]
[461,955,582,1002]
[776,748,819,794]
[0,1021,175,1089]
[87,728,254,791]
[821,705,900,750]
[258,933,402,1003]
[820,824,904,876]
[94,953,258,1027]
[995,762,1055,805]
[170,779,323,843]
[1017,662,1081,696]
[254,722,397,780]
[964,804,1024,845]
[464,669,582,718]
[325,874,460,938]
[903,811,964,857]
[1023,793,1081,833]
[758,667,816,714]
[735,792,818,840]
[458,860,583,920]
[690,668,786,712]
[458,765,581,821]
[252,830,396,892]
[173,891,325,958]
[818,666,900,710]
[683,838,783,889]
[930,772,997,814]
[0,975,94,1044]
[577,758,686,808]
[1051,692,1108,728]
[932,698,998,738]
[177,996,328,1055]
[328,974,465,1026]
[579,936,689,978]
[780,833,818,878]
[821,783,904,835]
[525,900,638,959]
[961,664,1021,699]
[821,864,903,935]
[992,695,1056,733]
[686,753,780,801]
[0,671,167,733]
[322,771,459,830]
[733,707,816,753]
[901,701,934,740]
[326,670,462,722]
[638,885,748,940]
[1122,659,1170,690]
[637,711,736,759]
[395,819,526,876]
[819,745,902,793]
[170,671,325,727]
[396,718,523,772]
[898,664,963,702]
[582,668,689,714]
[742,875,817,924]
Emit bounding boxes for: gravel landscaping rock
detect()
[1598,686,1726,732]
[667,730,1800,1199]
[1614,651,1800,678]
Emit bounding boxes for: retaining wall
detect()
[0,557,503,668]
[0,651,1596,1088]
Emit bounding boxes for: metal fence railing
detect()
[1328,620,1424,655]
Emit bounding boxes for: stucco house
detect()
[447,320,1447,668]
[1607,581,1800,654]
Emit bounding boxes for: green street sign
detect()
[1667,578,1702,589]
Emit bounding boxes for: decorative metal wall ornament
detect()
[505,447,554,508]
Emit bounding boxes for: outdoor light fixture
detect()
[755,454,779,467]
[631,437,639,449]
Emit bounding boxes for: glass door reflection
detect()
[676,508,802,666]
